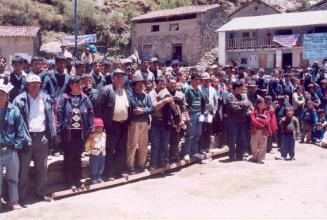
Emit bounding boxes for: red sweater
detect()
[269,112,278,135]
[250,109,271,136]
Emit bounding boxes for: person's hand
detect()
[164,96,173,104]
[88,133,95,141]
[133,108,144,115]
[281,117,286,122]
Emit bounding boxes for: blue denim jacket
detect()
[0,102,29,150]
[56,93,94,141]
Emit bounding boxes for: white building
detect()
[216,10,327,69]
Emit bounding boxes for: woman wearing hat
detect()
[56,76,94,190]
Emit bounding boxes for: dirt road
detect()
[2,143,327,219]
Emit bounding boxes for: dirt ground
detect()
[2,143,327,219]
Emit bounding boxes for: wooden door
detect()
[259,54,267,68]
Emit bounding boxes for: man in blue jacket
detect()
[0,80,27,211]
[13,74,56,204]
[127,73,153,174]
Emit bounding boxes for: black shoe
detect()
[290,157,296,160]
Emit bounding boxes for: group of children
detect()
[249,96,326,164]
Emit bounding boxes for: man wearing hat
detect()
[149,57,162,79]
[13,74,56,204]
[3,55,27,102]
[29,56,55,99]
[307,83,321,108]
[81,46,95,73]
[100,69,131,179]
[199,72,217,153]
[126,73,153,174]
[0,79,27,210]
[48,55,71,100]
[135,56,155,83]
[170,59,181,79]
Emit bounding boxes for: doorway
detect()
[259,54,267,68]
[172,44,182,62]
[282,53,292,68]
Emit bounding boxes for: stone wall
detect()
[131,18,202,66]
[198,7,229,63]
[229,1,280,19]
[0,37,36,70]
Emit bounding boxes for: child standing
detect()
[249,97,271,164]
[85,118,106,184]
[280,107,300,160]
[267,104,278,153]
[300,101,318,143]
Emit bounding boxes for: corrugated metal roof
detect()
[0,26,40,37]
[132,4,220,22]
[217,10,327,32]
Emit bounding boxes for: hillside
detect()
[0,0,320,57]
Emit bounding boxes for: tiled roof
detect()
[0,26,40,37]
[132,4,220,22]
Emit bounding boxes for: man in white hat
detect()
[0,79,27,210]
[199,72,218,154]
[13,74,56,204]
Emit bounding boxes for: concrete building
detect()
[229,0,281,19]
[0,26,40,69]
[216,10,327,69]
[306,0,327,11]
[131,4,228,66]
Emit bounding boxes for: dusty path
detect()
[2,143,327,219]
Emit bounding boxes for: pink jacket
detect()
[250,109,271,136]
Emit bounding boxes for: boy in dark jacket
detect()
[279,106,300,160]
[300,101,318,143]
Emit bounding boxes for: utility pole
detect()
[74,0,78,60]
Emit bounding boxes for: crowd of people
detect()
[0,45,327,211]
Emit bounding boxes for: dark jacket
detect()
[301,108,318,126]
[56,93,94,142]
[128,89,153,122]
[316,87,327,105]
[268,78,283,99]
[4,72,27,102]
[99,84,132,129]
[13,91,57,149]
[48,70,71,99]
[92,72,106,91]
[226,93,252,122]
[83,88,101,117]
[0,102,29,150]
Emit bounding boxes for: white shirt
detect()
[113,89,129,122]
[28,94,46,132]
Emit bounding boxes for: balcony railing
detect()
[226,35,303,50]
